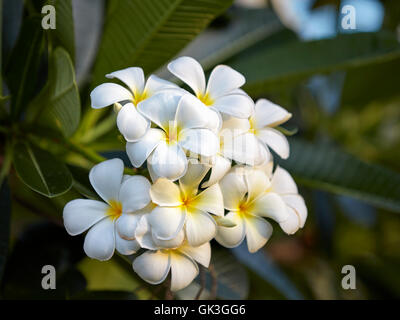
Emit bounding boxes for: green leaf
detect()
[78,257,142,293]
[278,139,400,212]
[13,141,73,198]
[27,47,81,137]
[230,32,400,96]
[0,180,11,286]
[169,7,283,72]
[341,56,400,108]
[231,244,303,300]
[92,0,233,83]
[50,0,75,62]
[5,17,45,119]
[177,247,249,299]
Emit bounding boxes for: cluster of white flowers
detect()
[63,57,307,292]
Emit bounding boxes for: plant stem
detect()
[209,264,218,299]
[195,266,206,300]
[65,139,106,164]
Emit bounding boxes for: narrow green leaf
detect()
[230,32,400,96]
[92,0,233,83]
[231,244,303,300]
[27,47,81,137]
[170,7,283,72]
[13,141,72,198]
[278,139,400,212]
[51,0,75,62]
[177,248,249,299]
[5,17,45,118]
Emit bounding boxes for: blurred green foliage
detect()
[0,0,399,300]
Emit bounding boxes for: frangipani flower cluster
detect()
[63,57,307,292]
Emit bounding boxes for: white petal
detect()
[249,192,289,223]
[150,178,183,206]
[190,183,224,216]
[149,141,188,181]
[175,94,216,130]
[83,218,115,261]
[257,128,290,159]
[252,99,292,128]
[185,209,217,247]
[224,132,261,166]
[147,158,161,183]
[215,211,246,248]
[137,91,181,131]
[282,194,307,228]
[206,107,223,133]
[206,65,245,99]
[179,128,219,157]
[179,242,211,268]
[144,74,179,95]
[106,67,145,95]
[90,83,133,109]
[135,215,158,250]
[133,250,171,285]
[170,252,199,291]
[116,103,150,142]
[279,206,301,235]
[244,168,271,204]
[271,166,298,195]
[168,56,206,96]
[221,116,250,133]
[201,155,231,188]
[256,142,272,167]
[148,206,186,240]
[115,234,140,255]
[212,94,253,119]
[256,161,274,178]
[89,158,124,203]
[244,215,272,253]
[63,199,108,236]
[119,175,151,212]
[179,162,209,197]
[219,171,247,211]
[116,212,143,240]
[126,128,164,167]
[152,229,185,249]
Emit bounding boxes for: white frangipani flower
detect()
[201,115,264,187]
[217,99,292,167]
[126,91,220,181]
[259,163,308,234]
[249,99,292,160]
[148,163,224,247]
[63,159,151,261]
[216,166,290,253]
[168,56,254,122]
[133,241,211,291]
[90,67,180,142]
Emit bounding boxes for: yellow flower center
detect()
[132,90,148,106]
[164,123,181,145]
[237,200,252,218]
[248,118,257,134]
[106,200,123,220]
[197,92,214,106]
